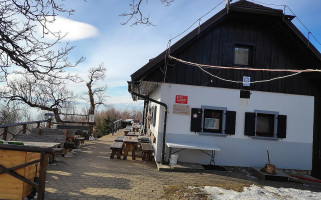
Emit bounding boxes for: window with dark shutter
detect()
[244,112,256,136]
[203,109,223,133]
[244,110,287,139]
[191,106,236,135]
[225,111,236,135]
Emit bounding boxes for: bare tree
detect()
[0,0,83,81]
[2,75,74,122]
[121,0,174,26]
[0,102,22,125]
[86,64,108,116]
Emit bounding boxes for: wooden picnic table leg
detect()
[123,143,130,159]
[147,151,153,161]
[110,150,115,159]
[37,152,49,200]
[131,144,137,160]
[116,149,121,159]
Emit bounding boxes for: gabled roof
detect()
[229,0,284,16]
[131,0,321,82]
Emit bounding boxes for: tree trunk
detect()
[52,108,63,123]
[86,82,95,116]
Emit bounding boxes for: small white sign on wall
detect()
[173,104,190,115]
[243,76,251,86]
[89,115,95,122]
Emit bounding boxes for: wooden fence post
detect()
[3,127,8,140]
[23,124,27,134]
[47,120,52,128]
[89,124,93,136]
[37,152,49,200]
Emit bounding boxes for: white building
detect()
[128,1,321,176]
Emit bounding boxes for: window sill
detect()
[199,132,229,137]
[251,136,280,141]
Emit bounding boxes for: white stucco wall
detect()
[148,86,164,162]
[152,83,314,170]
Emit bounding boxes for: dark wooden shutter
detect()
[244,112,256,136]
[190,108,202,132]
[225,111,236,135]
[222,43,234,66]
[277,115,287,138]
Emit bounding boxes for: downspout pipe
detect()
[129,91,168,164]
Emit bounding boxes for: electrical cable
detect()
[170,0,225,42]
[169,55,321,73]
[249,0,321,47]
[163,0,321,85]
[169,55,319,84]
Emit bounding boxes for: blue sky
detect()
[46,0,321,112]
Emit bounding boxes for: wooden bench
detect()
[74,136,85,148]
[110,142,123,159]
[141,143,154,161]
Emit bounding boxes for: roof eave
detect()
[130,9,228,82]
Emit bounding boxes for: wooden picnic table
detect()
[124,128,131,136]
[115,136,124,142]
[127,132,140,137]
[0,141,57,200]
[122,136,139,160]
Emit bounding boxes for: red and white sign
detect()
[175,95,188,104]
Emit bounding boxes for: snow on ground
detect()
[202,184,321,200]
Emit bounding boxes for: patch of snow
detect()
[203,184,321,200]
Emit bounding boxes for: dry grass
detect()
[163,185,209,200]
[162,181,252,200]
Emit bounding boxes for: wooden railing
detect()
[0,120,97,141]
[0,120,51,140]
[113,119,122,133]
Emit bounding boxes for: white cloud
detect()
[41,16,98,41]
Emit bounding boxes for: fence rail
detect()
[0,120,51,140]
[0,120,97,141]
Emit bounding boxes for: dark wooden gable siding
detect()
[145,12,320,95]
[143,12,321,179]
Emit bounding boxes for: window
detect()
[234,46,252,66]
[148,105,157,127]
[190,106,236,135]
[256,113,275,137]
[203,109,223,133]
[244,110,287,139]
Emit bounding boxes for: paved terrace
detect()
[45,130,321,200]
